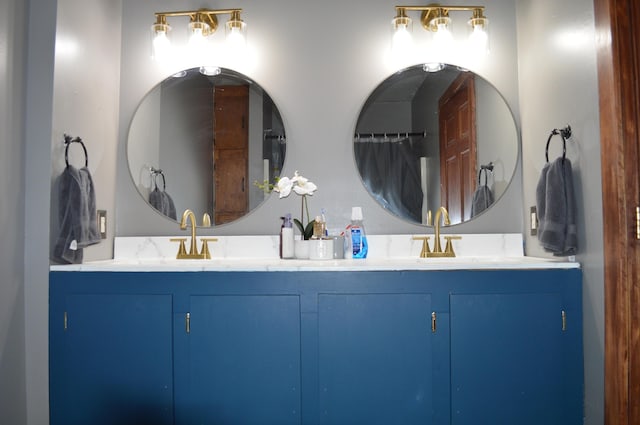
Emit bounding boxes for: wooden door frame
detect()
[594,0,640,423]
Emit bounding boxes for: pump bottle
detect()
[280,214,294,259]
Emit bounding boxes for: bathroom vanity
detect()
[49,252,583,425]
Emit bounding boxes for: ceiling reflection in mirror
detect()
[354,64,518,225]
[128,67,286,225]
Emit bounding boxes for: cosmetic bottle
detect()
[350,207,368,259]
[280,214,294,259]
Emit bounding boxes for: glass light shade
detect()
[189,21,211,41]
[431,16,453,46]
[225,14,247,48]
[151,23,171,61]
[391,15,413,58]
[188,21,211,58]
[468,17,489,54]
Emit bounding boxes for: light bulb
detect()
[392,24,413,56]
[225,11,247,56]
[189,27,204,47]
[390,12,412,64]
[227,26,246,48]
[468,11,489,55]
[469,25,488,53]
[152,31,170,60]
[150,21,171,62]
[434,23,453,46]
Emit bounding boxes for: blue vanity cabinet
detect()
[309,271,450,425]
[49,272,175,425]
[448,269,583,425]
[318,293,437,425]
[49,267,582,425]
[173,292,302,424]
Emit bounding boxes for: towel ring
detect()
[151,168,166,191]
[478,162,494,185]
[64,134,88,168]
[545,125,572,163]
[158,172,166,191]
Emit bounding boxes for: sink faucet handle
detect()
[412,236,432,258]
[443,236,462,256]
[200,238,218,259]
[170,238,188,258]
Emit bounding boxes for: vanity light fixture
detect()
[392,4,489,55]
[151,8,247,62]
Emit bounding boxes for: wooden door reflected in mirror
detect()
[213,85,249,225]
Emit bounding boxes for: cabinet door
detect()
[450,292,578,425]
[318,293,435,425]
[49,293,174,425]
[176,294,301,425]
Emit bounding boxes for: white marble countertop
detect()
[50,256,579,272]
[50,234,579,272]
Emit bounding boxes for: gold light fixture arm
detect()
[154,8,244,36]
[395,4,486,31]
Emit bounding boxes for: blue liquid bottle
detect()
[350,207,368,259]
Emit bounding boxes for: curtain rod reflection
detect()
[354,131,427,140]
[264,134,286,141]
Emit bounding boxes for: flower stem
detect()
[300,195,305,228]
[304,195,310,225]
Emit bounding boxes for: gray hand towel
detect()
[471,185,494,217]
[535,162,549,238]
[149,188,177,220]
[162,191,177,220]
[149,188,165,214]
[53,166,101,264]
[537,157,577,256]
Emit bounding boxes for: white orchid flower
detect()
[291,171,317,196]
[274,176,293,198]
[293,180,317,196]
[273,170,318,240]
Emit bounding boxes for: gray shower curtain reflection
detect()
[354,136,423,222]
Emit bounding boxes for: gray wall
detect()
[50,0,122,262]
[0,0,27,423]
[22,0,123,423]
[7,0,604,423]
[116,0,523,236]
[516,0,604,423]
[24,0,57,422]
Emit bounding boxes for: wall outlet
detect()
[530,206,538,236]
[97,210,107,239]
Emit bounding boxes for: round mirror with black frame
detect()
[127,67,286,225]
[354,63,518,226]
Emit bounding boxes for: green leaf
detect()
[304,220,315,240]
[293,219,316,240]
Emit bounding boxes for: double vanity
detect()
[49,234,583,425]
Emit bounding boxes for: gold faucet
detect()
[413,206,461,258]
[170,209,217,259]
[432,206,450,254]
